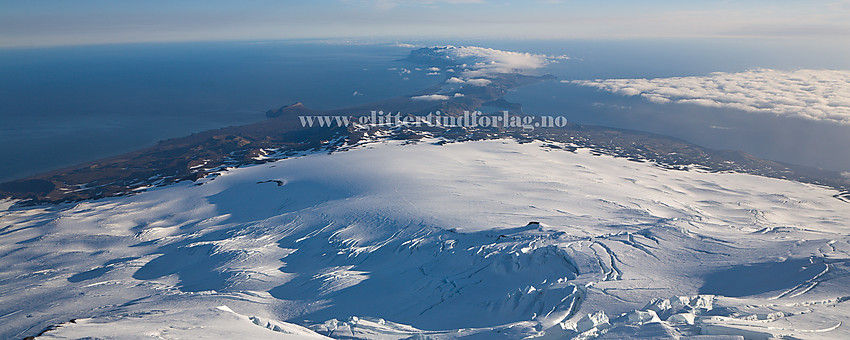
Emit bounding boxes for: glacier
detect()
[1,138,849,339]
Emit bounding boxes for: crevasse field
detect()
[2,139,849,339]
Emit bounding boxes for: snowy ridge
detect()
[2,139,850,339]
[31,305,331,339]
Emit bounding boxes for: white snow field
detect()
[1,139,849,339]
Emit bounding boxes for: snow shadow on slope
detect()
[131,227,255,292]
[269,223,586,330]
[67,257,139,283]
[206,178,355,225]
[698,257,830,298]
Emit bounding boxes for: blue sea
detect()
[2,38,849,182]
[0,41,441,182]
[487,38,850,172]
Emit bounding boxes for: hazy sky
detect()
[2,0,849,47]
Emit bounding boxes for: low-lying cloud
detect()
[414,45,567,78]
[570,69,850,124]
[445,77,491,86]
[411,94,451,101]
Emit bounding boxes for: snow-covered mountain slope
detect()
[1,139,849,339]
[33,306,331,339]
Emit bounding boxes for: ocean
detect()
[0,41,440,182]
[490,38,850,172]
[2,38,849,182]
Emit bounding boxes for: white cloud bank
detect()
[411,94,451,101]
[393,43,419,48]
[571,69,850,124]
[465,78,492,86]
[418,45,568,77]
[445,77,491,86]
